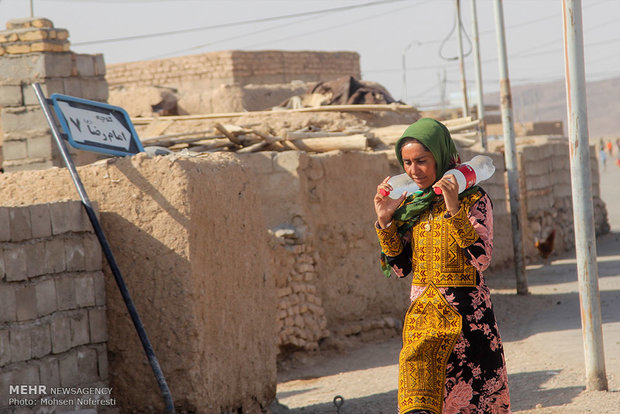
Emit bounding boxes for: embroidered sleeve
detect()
[376,221,403,256]
[445,203,479,248]
[464,194,494,272]
[376,222,412,278]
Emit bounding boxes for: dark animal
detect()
[534,229,556,262]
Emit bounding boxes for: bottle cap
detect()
[433,187,442,195]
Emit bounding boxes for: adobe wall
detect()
[106,50,361,90]
[516,138,608,260]
[0,18,108,172]
[0,200,111,411]
[0,154,277,413]
[106,50,361,114]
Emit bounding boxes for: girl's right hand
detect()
[374,176,407,228]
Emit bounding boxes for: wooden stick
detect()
[214,123,243,146]
[131,103,417,124]
[281,135,367,152]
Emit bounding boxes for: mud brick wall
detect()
[239,150,511,348]
[0,200,111,411]
[0,18,108,173]
[517,138,608,262]
[105,50,361,90]
[0,154,278,413]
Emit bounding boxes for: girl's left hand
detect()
[433,174,460,216]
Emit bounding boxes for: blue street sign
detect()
[50,94,144,157]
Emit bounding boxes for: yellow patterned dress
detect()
[376,190,510,414]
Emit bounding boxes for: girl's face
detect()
[401,141,437,190]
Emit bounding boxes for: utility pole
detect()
[470,0,487,150]
[402,41,417,104]
[30,0,34,17]
[455,0,469,117]
[562,0,608,391]
[493,0,528,295]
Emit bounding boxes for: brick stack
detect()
[0,200,111,410]
[0,18,108,172]
[271,229,329,352]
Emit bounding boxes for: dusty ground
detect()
[272,153,620,413]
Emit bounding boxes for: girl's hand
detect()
[433,174,460,216]
[374,176,406,228]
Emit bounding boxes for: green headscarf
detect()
[379,118,477,277]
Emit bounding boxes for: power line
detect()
[72,0,407,46]
[241,1,426,50]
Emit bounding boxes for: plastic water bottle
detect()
[434,155,495,195]
[380,173,420,199]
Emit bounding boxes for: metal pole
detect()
[470,0,487,150]
[30,0,34,17]
[456,0,469,117]
[492,0,528,295]
[32,83,177,412]
[402,49,408,103]
[561,0,608,391]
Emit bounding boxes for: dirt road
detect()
[273,155,620,413]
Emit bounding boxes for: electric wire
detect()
[71,0,407,46]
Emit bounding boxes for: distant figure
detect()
[600,148,607,170]
[606,139,613,155]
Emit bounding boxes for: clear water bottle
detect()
[381,173,420,199]
[434,155,495,195]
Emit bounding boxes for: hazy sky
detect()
[1,0,618,108]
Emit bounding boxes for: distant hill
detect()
[485,76,620,139]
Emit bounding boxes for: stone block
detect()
[93,271,105,306]
[0,250,5,280]
[2,139,28,160]
[0,207,10,241]
[9,364,39,388]
[39,357,61,388]
[77,347,99,383]
[25,241,48,278]
[0,284,17,322]
[63,76,82,97]
[1,106,49,134]
[80,77,109,102]
[15,284,37,321]
[0,330,10,367]
[26,134,54,159]
[50,201,85,235]
[30,321,51,358]
[29,203,52,239]
[93,54,106,76]
[83,233,102,271]
[3,244,27,281]
[50,312,71,354]
[96,344,108,380]
[75,273,95,307]
[45,237,66,274]
[73,54,96,77]
[9,206,32,241]
[56,275,76,311]
[35,278,57,316]
[0,84,23,106]
[9,326,31,362]
[21,78,65,106]
[0,369,13,403]
[70,310,90,347]
[58,349,79,387]
[88,308,108,343]
[65,237,85,272]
